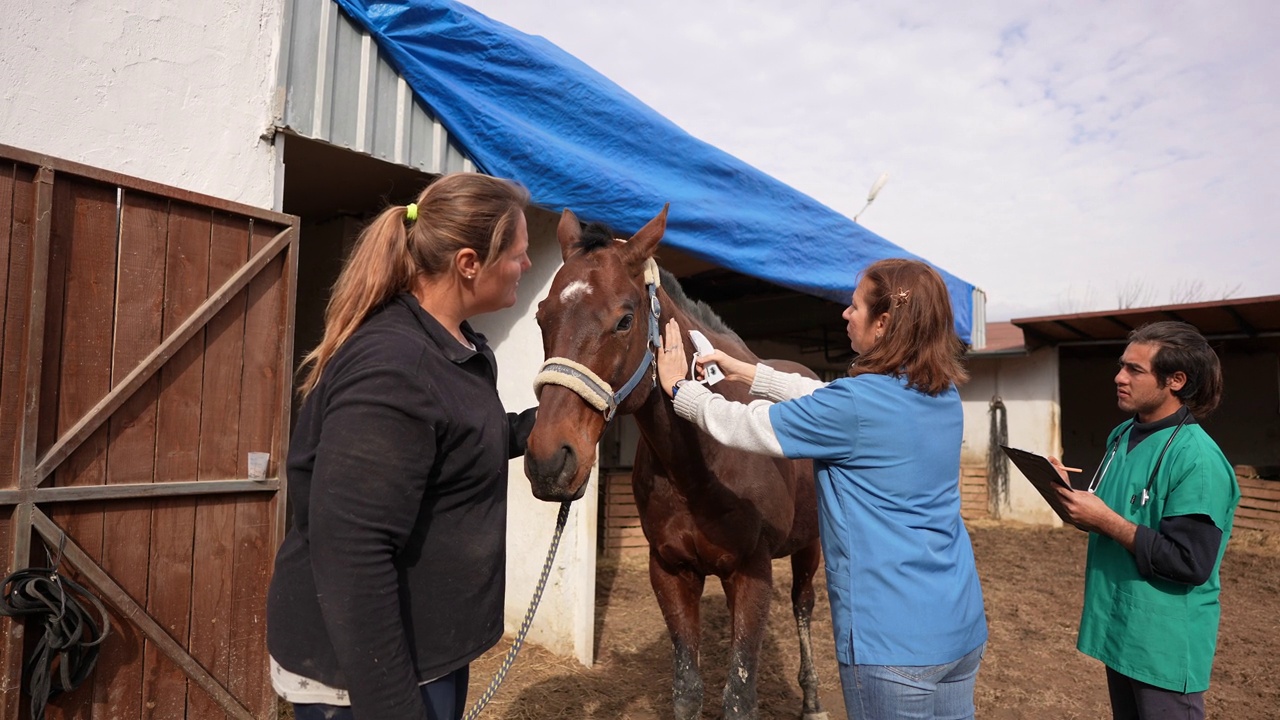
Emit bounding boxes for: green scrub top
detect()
[1077,419,1239,692]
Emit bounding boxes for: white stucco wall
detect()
[471,208,598,666]
[960,348,1063,525]
[1,0,282,208]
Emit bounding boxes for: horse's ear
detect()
[557,208,582,261]
[620,204,669,269]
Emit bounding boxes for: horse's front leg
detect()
[791,540,829,720]
[720,555,774,720]
[649,551,707,720]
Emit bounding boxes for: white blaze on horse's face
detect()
[558,280,592,304]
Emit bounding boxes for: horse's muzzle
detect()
[524,445,589,502]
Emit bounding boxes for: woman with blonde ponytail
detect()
[267,173,536,720]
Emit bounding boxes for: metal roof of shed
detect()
[1012,295,1280,349]
[276,0,474,175]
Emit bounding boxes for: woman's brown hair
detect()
[848,258,969,395]
[297,173,530,396]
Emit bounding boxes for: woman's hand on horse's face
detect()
[659,318,689,396]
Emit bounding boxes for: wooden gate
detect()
[0,144,297,719]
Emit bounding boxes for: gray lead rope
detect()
[462,500,572,720]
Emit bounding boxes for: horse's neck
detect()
[628,301,719,476]
[632,383,708,481]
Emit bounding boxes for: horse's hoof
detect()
[802,713,830,720]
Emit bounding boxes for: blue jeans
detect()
[839,642,985,720]
[292,665,469,720]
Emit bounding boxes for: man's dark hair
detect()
[1128,321,1224,417]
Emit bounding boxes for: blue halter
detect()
[533,259,662,422]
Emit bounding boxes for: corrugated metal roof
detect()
[276,0,474,174]
[1012,294,1280,349]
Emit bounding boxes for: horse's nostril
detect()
[556,445,578,485]
[526,444,578,487]
[525,431,594,501]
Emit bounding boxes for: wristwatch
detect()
[671,379,689,398]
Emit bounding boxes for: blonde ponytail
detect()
[298,206,416,396]
[297,173,529,398]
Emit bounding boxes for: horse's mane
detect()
[658,268,737,338]
[575,222,617,253]
[575,221,738,340]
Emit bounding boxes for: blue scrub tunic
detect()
[770,373,988,666]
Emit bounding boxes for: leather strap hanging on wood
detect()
[0,535,111,720]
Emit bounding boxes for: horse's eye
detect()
[615,314,634,332]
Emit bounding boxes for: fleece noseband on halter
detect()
[533,257,662,422]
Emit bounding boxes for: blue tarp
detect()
[334,0,976,341]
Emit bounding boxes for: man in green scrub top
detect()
[1050,321,1239,720]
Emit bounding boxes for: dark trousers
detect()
[1106,666,1204,720]
[292,665,469,720]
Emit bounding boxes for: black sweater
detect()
[267,294,535,719]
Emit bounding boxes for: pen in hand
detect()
[1049,457,1083,473]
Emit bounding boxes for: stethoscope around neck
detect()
[1088,410,1191,507]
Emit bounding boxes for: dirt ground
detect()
[454,522,1280,719]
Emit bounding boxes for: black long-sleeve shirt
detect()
[1126,408,1223,585]
[1134,515,1222,584]
[267,294,535,719]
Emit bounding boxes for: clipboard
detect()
[999,445,1077,522]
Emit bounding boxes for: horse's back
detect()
[760,358,821,381]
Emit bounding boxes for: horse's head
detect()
[524,205,669,501]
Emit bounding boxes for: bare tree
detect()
[1214,282,1243,300]
[1168,278,1207,304]
[1168,279,1244,304]
[1116,279,1158,309]
[1054,279,1245,315]
[1057,284,1098,314]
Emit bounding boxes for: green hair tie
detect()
[405,202,418,222]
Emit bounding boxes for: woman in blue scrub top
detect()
[658,258,987,720]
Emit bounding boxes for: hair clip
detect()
[892,288,911,308]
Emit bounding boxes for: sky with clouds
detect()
[461,0,1278,321]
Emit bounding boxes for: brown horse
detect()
[524,206,828,720]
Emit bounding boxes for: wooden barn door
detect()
[0,144,298,720]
